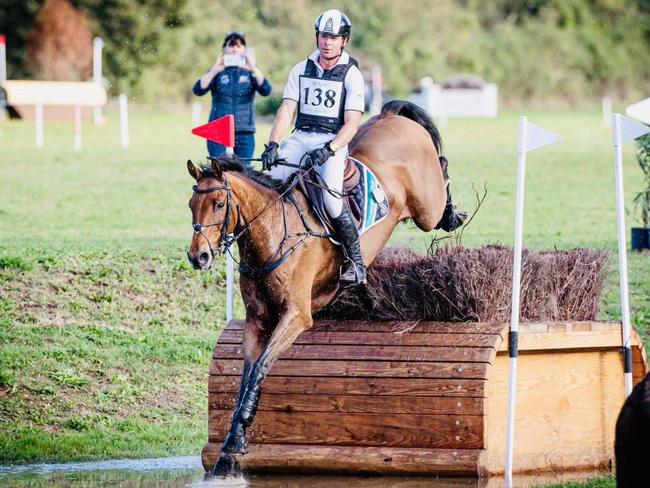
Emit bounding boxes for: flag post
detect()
[191,115,237,323]
[0,34,6,85]
[92,37,104,125]
[505,117,560,486]
[119,94,129,149]
[611,113,650,396]
[225,134,235,323]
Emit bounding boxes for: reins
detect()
[192,156,331,278]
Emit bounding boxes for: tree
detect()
[26,0,93,80]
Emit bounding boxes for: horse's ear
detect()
[211,157,223,180]
[187,160,201,181]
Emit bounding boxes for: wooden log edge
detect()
[201,442,482,475]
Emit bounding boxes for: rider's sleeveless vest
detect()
[294,56,358,134]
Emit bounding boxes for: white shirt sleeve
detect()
[344,65,365,113]
[282,62,305,102]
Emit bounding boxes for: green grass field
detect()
[1,105,648,487]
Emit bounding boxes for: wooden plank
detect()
[209,393,484,416]
[214,344,495,362]
[482,349,625,475]
[211,359,489,379]
[209,376,485,397]
[633,349,649,385]
[201,442,483,475]
[209,411,483,449]
[496,329,625,352]
[631,327,649,385]
[224,319,505,335]
[217,329,500,347]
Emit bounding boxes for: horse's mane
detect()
[199,154,286,193]
[380,100,443,154]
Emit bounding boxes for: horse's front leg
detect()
[221,320,266,454]
[239,307,312,427]
[209,320,265,479]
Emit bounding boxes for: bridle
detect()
[190,157,331,278]
[191,179,236,257]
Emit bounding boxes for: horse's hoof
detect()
[206,453,242,479]
[222,431,248,454]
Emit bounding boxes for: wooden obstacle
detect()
[202,320,647,477]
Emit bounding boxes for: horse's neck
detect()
[228,172,284,259]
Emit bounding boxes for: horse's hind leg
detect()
[239,306,312,427]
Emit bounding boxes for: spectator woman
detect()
[193,32,272,163]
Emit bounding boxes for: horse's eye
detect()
[215,201,225,210]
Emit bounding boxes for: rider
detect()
[261,9,366,287]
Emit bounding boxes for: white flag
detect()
[625,97,650,125]
[613,114,650,146]
[518,118,561,153]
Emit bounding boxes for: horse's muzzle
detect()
[187,250,213,270]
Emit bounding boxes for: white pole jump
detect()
[119,94,129,149]
[73,105,82,150]
[611,113,650,396]
[370,65,382,116]
[505,116,560,487]
[0,34,6,86]
[602,97,612,127]
[35,104,44,148]
[192,102,202,126]
[93,37,104,125]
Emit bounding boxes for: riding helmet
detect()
[314,9,351,37]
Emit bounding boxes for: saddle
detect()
[289,156,464,239]
[294,157,389,239]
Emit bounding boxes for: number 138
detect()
[303,87,337,108]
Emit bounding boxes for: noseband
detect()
[191,179,236,257]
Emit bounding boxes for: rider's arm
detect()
[329,110,362,152]
[268,99,297,143]
[195,56,225,93]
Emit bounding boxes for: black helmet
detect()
[314,9,351,37]
[222,31,246,48]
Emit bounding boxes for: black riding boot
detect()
[331,206,366,288]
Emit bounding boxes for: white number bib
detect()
[299,76,344,118]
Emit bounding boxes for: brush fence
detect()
[203,320,647,476]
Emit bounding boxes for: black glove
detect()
[307,142,336,167]
[261,141,279,171]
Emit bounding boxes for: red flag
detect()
[191,114,235,147]
[0,35,5,45]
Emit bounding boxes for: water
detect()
[0,456,608,487]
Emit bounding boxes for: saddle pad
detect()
[349,157,390,235]
[300,157,390,238]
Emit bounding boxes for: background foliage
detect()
[1,0,649,103]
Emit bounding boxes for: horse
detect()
[615,372,650,487]
[186,100,461,478]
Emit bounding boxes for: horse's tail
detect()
[381,100,442,154]
[381,100,466,232]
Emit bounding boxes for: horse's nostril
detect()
[199,252,210,264]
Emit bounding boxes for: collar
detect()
[308,49,350,72]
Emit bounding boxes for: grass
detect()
[0,105,648,488]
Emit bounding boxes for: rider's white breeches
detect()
[268,130,347,218]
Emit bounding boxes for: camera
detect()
[223,54,245,67]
